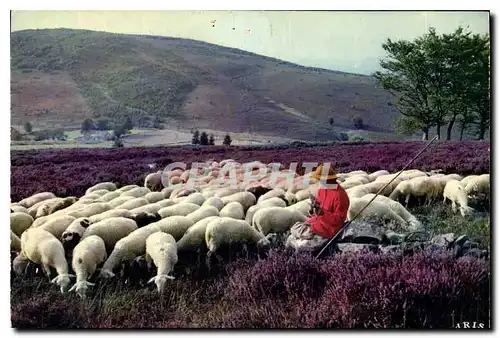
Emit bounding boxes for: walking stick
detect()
[315,135,439,259]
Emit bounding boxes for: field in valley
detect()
[10,140,491,329]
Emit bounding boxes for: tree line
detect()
[374,26,490,140]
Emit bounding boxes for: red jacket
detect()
[306,183,350,238]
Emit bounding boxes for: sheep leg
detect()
[42,264,52,280]
[144,253,153,272]
[404,195,410,208]
[451,201,457,212]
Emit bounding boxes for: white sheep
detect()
[28,197,62,218]
[186,205,220,224]
[443,180,475,217]
[158,203,200,218]
[69,235,107,298]
[286,199,311,217]
[214,187,244,199]
[176,216,220,252]
[459,175,479,188]
[144,171,164,191]
[81,217,138,253]
[205,217,270,255]
[389,176,435,206]
[89,209,134,223]
[154,199,177,209]
[145,232,178,294]
[201,196,225,211]
[61,217,92,252]
[129,204,163,216]
[367,170,390,182]
[161,187,175,199]
[85,182,117,195]
[87,189,110,197]
[173,192,206,206]
[99,191,122,202]
[221,191,257,212]
[252,207,307,235]
[219,201,245,219]
[256,188,287,204]
[346,186,371,199]
[99,216,193,278]
[463,174,490,198]
[18,192,57,208]
[117,198,149,211]
[67,202,112,218]
[11,212,34,237]
[121,187,151,198]
[20,228,74,293]
[347,198,408,228]
[11,231,21,252]
[116,185,140,193]
[144,192,165,204]
[38,215,77,239]
[360,194,422,230]
[245,197,287,225]
[10,204,29,214]
[107,196,136,208]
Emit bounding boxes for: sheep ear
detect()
[147,277,156,284]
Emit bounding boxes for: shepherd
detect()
[285,162,350,252]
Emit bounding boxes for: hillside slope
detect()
[11,28,399,141]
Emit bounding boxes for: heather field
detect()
[10,140,491,329]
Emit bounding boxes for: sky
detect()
[10,10,490,75]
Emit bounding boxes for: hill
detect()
[10,28,400,142]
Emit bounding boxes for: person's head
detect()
[311,163,338,186]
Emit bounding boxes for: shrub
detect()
[223,134,232,146]
[192,129,200,145]
[199,132,209,145]
[353,116,364,129]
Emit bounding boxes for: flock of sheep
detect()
[10,158,490,298]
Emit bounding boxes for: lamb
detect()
[108,196,136,208]
[87,189,111,197]
[286,198,311,217]
[129,203,163,216]
[121,187,151,198]
[158,203,200,218]
[11,231,22,252]
[257,188,287,204]
[89,209,134,223]
[117,198,149,211]
[154,199,176,209]
[443,180,475,217]
[144,192,165,204]
[346,186,371,199]
[360,194,422,230]
[347,198,409,228]
[367,170,390,182]
[219,201,245,219]
[252,207,307,235]
[205,217,270,255]
[46,197,79,215]
[144,171,164,191]
[116,185,140,193]
[28,197,63,218]
[61,218,92,252]
[99,216,193,278]
[201,196,225,211]
[214,187,244,198]
[459,175,479,188]
[69,235,107,298]
[340,178,367,190]
[176,216,220,252]
[221,191,257,212]
[38,215,77,239]
[186,205,220,224]
[245,197,287,225]
[81,217,138,253]
[18,192,57,208]
[145,232,178,294]
[85,182,117,195]
[463,174,490,198]
[11,212,34,237]
[20,228,74,293]
[10,204,29,214]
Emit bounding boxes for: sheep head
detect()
[148,274,175,294]
[51,273,75,293]
[69,280,95,298]
[459,205,475,217]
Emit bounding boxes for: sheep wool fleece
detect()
[306,183,350,238]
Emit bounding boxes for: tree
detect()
[96,119,110,131]
[24,122,32,134]
[123,117,134,132]
[223,133,232,146]
[81,118,95,134]
[374,26,490,140]
[209,134,215,145]
[199,131,209,145]
[113,124,126,139]
[192,129,200,145]
[353,116,364,129]
[328,117,334,126]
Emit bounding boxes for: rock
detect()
[337,243,379,253]
[430,233,456,247]
[384,230,405,245]
[461,248,488,259]
[379,245,402,254]
[461,240,479,250]
[454,235,469,247]
[404,231,430,242]
[401,241,424,254]
[341,220,384,244]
